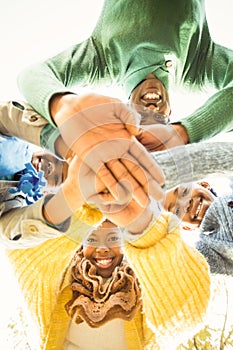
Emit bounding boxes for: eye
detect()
[108,236,120,242]
[182,188,189,197]
[87,237,97,243]
[175,206,180,216]
[54,174,59,186]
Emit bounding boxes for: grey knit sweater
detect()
[154,141,233,274]
[153,141,233,190]
[155,141,233,348]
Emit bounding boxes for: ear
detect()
[182,225,193,231]
[198,181,211,190]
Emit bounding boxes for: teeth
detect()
[194,199,202,218]
[143,92,160,100]
[143,106,160,111]
[96,258,112,266]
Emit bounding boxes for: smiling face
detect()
[83,221,124,278]
[163,183,216,228]
[31,151,68,187]
[129,73,171,125]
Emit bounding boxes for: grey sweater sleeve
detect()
[153,142,233,190]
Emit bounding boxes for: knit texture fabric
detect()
[66,247,142,327]
[124,213,211,349]
[6,212,210,350]
[18,0,233,143]
[197,193,233,275]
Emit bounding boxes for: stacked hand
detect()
[136,123,189,152]
[50,93,165,208]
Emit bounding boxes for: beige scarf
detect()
[65,247,142,328]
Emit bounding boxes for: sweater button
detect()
[227,201,233,208]
[29,115,38,122]
[165,60,173,69]
[28,225,38,233]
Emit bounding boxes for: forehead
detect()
[89,221,120,236]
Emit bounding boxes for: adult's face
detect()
[83,221,124,278]
[129,73,171,125]
[31,151,68,187]
[163,183,216,228]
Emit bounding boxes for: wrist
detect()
[49,93,76,125]
[124,209,153,235]
[54,135,74,160]
[172,123,189,144]
[43,190,74,226]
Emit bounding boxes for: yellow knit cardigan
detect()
[6,210,210,350]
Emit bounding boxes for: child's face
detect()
[163,183,215,227]
[83,221,124,278]
[31,151,68,187]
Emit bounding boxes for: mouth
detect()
[95,257,114,269]
[32,156,42,173]
[192,197,203,220]
[141,89,163,110]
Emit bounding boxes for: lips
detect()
[141,88,162,106]
[95,257,114,269]
[191,197,204,220]
[32,157,42,172]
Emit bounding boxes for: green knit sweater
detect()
[18,0,233,143]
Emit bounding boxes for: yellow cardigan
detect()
[6,210,210,350]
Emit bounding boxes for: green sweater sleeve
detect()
[17,38,109,124]
[178,43,233,142]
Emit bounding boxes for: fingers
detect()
[105,159,150,207]
[128,137,165,186]
[95,162,130,201]
[113,101,141,136]
[119,156,164,202]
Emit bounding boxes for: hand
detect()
[95,194,160,235]
[50,93,165,206]
[137,124,189,152]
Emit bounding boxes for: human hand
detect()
[50,93,165,206]
[95,194,161,235]
[136,124,189,152]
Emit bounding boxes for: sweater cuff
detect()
[126,212,180,248]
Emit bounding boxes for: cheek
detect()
[83,247,95,259]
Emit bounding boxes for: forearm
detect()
[0,101,48,146]
[0,197,64,249]
[124,213,210,348]
[43,184,84,226]
[178,87,233,143]
[153,142,233,189]
[17,62,72,125]
[17,39,101,124]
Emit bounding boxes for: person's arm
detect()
[124,212,211,349]
[153,142,233,190]
[17,39,106,123]
[177,43,233,143]
[0,101,49,146]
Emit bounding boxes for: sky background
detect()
[0,1,233,346]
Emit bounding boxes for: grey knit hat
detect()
[196,193,233,275]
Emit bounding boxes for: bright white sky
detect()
[0,0,233,344]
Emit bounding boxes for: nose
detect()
[183,198,192,213]
[96,244,109,253]
[47,161,55,176]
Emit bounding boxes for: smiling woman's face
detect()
[163,183,216,227]
[83,221,124,278]
[129,73,171,125]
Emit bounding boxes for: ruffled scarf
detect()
[65,247,142,328]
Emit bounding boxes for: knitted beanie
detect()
[197,193,233,275]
